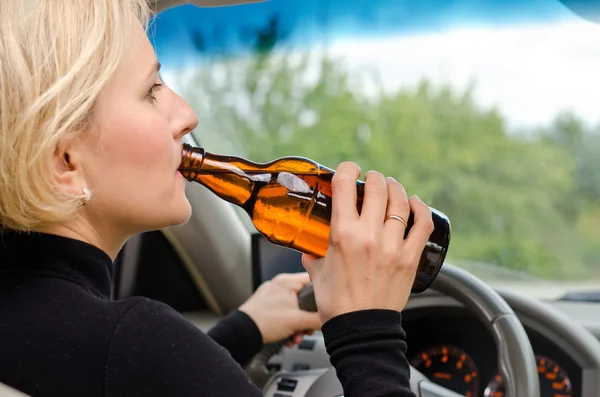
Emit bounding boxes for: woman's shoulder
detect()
[108,296,199,340]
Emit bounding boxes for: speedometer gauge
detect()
[410,345,479,397]
[484,354,573,397]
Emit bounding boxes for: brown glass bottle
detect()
[179,143,451,293]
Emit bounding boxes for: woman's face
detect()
[69,22,199,239]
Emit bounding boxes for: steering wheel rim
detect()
[426,264,540,397]
[259,264,541,397]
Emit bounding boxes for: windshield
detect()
[153,0,600,300]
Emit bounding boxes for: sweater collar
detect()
[0,230,114,299]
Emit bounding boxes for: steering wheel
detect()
[250,264,541,397]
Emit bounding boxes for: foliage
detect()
[174,51,600,280]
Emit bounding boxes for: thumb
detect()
[291,310,322,332]
[281,272,312,293]
[301,253,320,273]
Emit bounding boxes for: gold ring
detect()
[385,215,407,227]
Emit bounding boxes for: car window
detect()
[152,0,600,298]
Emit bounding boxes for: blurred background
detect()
[152,0,600,297]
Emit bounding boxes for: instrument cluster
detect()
[402,307,580,397]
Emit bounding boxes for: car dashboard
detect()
[262,288,600,397]
[402,306,580,397]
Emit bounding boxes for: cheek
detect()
[89,107,173,185]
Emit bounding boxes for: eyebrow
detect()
[147,62,161,79]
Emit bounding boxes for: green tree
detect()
[174,51,600,280]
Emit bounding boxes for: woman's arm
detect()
[207,309,263,366]
[105,298,264,397]
[323,310,415,397]
[104,298,415,397]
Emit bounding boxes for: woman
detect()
[0,1,434,396]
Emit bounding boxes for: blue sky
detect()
[152,0,600,128]
[151,0,576,63]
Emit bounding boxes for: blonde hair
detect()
[0,0,153,231]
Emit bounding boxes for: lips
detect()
[175,145,184,172]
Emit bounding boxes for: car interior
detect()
[4,0,600,396]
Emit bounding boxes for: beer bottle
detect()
[179,143,451,293]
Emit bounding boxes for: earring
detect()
[82,187,92,206]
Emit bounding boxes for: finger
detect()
[293,333,303,345]
[359,170,388,227]
[284,332,302,348]
[276,272,312,293]
[292,311,322,332]
[330,162,362,225]
[403,196,434,258]
[383,177,410,238]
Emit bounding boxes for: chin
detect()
[168,199,193,227]
[148,193,192,231]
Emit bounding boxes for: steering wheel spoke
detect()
[410,366,468,397]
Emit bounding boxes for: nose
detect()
[168,88,199,139]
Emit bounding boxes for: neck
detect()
[40,217,127,261]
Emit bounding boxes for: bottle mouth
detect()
[179,143,193,171]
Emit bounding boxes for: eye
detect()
[146,83,163,102]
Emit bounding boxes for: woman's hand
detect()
[239,272,322,346]
[302,163,434,324]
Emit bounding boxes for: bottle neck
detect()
[179,144,206,180]
[178,143,261,208]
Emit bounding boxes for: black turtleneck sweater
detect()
[0,231,414,397]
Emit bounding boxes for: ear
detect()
[53,142,87,197]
